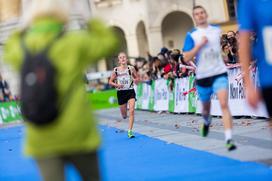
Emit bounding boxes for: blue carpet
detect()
[0,125,272,181]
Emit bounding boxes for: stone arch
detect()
[161,11,193,49]
[105,26,128,70]
[151,7,193,28]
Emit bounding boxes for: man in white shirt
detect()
[183,5,236,151]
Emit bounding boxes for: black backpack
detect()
[20,32,63,125]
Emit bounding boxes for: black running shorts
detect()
[117,89,136,105]
[262,87,272,118]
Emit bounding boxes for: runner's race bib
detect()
[118,76,132,90]
[198,48,221,72]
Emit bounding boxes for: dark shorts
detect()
[261,87,272,118]
[117,89,136,105]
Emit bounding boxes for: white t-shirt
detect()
[183,25,227,79]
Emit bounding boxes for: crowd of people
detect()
[134,30,244,84]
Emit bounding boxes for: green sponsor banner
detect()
[148,81,155,111]
[0,101,22,124]
[188,75,196,113]
[136,83,143,109]
[88,89,119,110]
[168,79,175,113]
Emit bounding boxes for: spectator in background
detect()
[226,31,238,63]
[158,47,169,67]
[221,34,228,45]
[137,60,150,82]
[150,56,162,80]
[0,74,12,102]
[227,30,236,40]
[177,52,196,78]
[162,50,175,80]
[221,44,236,64]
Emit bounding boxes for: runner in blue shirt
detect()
[238,0,272,121]
[183,6,236,151]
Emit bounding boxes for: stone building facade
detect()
[0,0,237,95]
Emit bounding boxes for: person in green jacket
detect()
[3,0,118,180]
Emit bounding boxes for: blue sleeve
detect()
[182,32,195,52]
[238,0,254,31]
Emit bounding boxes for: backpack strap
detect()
[128,66,134,88]
[127,66,132,76]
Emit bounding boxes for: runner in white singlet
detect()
[109,52,139,138]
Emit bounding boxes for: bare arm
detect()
[239,32,252,88]
[239,31,260,108]
[131,66,140,84]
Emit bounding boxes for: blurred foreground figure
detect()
[238,0,272,124]
[3,0,118,180]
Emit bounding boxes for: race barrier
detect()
[0,101,22,124]
[1,67,265,126]
[135,67,268,118]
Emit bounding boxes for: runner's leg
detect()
[128,98,135,130]
[127,98,136,138]
[197,85,212,137]
[119,103,128,119]
[217,89,232,132]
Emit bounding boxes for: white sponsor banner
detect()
[141,83,151,110]
[209,68,268,117]
[86,71,112,80]
[174,78,189,113]
[227,68,268,117]
[154,79,169,111]
[136,68,268,118]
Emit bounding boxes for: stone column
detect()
[147,26,163,55]
[126,33,140,64]
[0,0,21,21]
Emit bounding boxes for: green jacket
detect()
[3,18,118,158]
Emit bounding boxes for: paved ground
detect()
[97,108,272,166]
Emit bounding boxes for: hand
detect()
[245,84,261,109]
[199,36,208,47]
[133,78,139,85]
